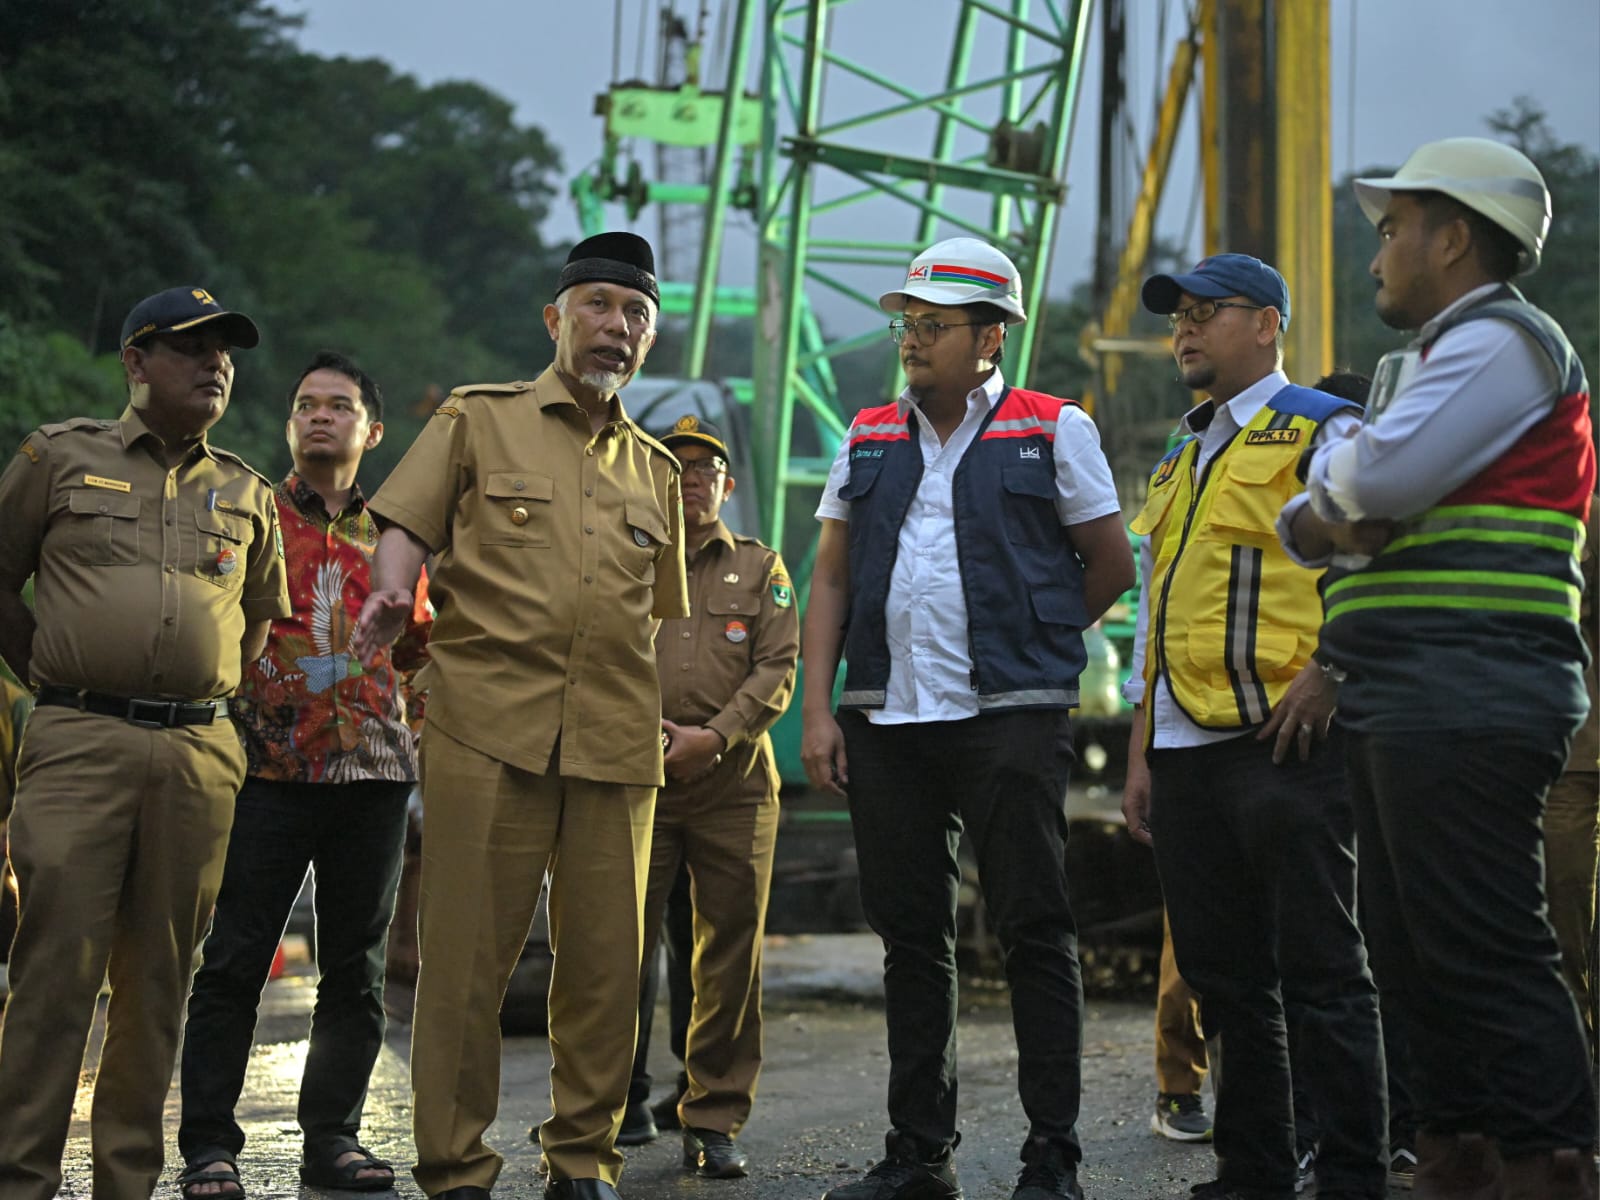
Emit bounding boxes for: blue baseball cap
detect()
[1141,253,1291,330]
[120,286,260,351]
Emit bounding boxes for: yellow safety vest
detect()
[1131,389,1344,733]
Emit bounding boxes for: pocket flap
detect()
[1002,462,1057,500]
[836,459,882,502]
[624,499,670,545]
[68,489,140,519]
[1031,585,1088,628]
[1225,444,1300,486]
[484,471,554,501]
[195,509,249,542]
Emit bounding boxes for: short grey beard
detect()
[579,369,627,393]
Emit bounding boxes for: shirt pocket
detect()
[62,489,141,566]
[481,471,553,547]
[1202,445,1301,548]
[620,498,670,582]
[1000,462,1061,546]
[194,508,252,589]
[704,585,760,659]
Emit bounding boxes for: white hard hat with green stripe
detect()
[879,237,1028,324]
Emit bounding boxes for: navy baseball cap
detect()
[120,286,260,351]
[1141,253,1291,330]
[660,414,729,459]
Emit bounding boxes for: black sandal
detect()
[176,1157,245,1200]
[299,1147,396,1193]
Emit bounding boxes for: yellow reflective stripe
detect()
[1326,567,1575,597]
[1328,594,1580,621]
[1384,528,1581,555]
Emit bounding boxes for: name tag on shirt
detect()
[1244,429,1301,446]
[83,474,132,493]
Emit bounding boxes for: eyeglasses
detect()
[888,318,985,347]
[1165,300,1264,331]
[680,457,728,479]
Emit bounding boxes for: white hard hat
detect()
[878,237,1028,324]
[1353,137,1551,274]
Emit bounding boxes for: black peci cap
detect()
[555,232,660,307]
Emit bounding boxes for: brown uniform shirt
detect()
[370,366,689,785]
[656,521,798,797]
[0,408,290,699]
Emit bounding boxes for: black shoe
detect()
[432,1190,492,1200]
[1187,1182,1248,1199]
[1293,1143,1316,1194]
[682,1128,750,1179]
[1011,1137,1082,1200]
[616,1103,658,1147]
[543,1180,620,1200]
[821,1138,962,1200]
[650,1093,682,1131]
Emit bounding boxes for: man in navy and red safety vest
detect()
[802,238,1134,1200]
[1283,136,1597,1200]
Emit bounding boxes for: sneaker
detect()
[1151,1092,1213,1142]
[1388,1143,1416,1190]
[822,1136,962,1200]
[1294,1144,1316,1194]
[1011,1137,1082,1199]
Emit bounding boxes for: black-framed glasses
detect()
[680,457,728,479]
[888,317,984,347]
[1165,300,1264,330]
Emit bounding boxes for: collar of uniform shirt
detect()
[894,366,1005,423]
[117,404,219,460]
[1179,368,1290,444]
[688,519,737,561]
[535,367,630,426]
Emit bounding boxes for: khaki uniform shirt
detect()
[656,521,798,798]
[0,408,290,699]
[370,366,689,785]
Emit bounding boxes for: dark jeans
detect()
[840,708,1084,1165]
[179,776,411,1163]
[1149,730,1386,1199]
[628,860,693,1107]
[1345,726,1595,1154]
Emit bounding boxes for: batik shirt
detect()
[232,474,431,783]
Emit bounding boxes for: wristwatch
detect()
[1311,647,1348,685]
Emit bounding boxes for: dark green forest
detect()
[3,2,1595,490]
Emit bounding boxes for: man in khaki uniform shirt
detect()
[352,233,688,1200]
[642,417,798,1180]
[0,287,290,1200]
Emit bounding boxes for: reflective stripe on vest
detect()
[1325,504,1584,623]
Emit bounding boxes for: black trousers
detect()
[179,776,411,1163]
[1149,730,1386,1199]
[629,860,694,1107]
[840,708,1084,1165]
[1345,726,1595,1154]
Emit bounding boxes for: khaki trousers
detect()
[410,726,654,1195]
[0,708,243,1200]
[1155,908,1208,1095]
[642,757,779,1135]
[1544,769,1599,1048]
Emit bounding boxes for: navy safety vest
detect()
[1321,285,1596,732]
[836,386,1090,712]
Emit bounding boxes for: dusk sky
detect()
[285,1,1600,308]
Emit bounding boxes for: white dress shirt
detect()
[816,370,1121,725]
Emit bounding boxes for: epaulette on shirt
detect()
[632,424,682,470]
[37,417,116,438]
[207,445,276,488]
[1148,435,1195,486]
[1266,384,1361,423]
[432,381,531,419]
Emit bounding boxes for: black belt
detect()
[36,686,228,728]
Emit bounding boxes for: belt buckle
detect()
[127,699,177,729]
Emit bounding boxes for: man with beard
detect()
[1284,137,1596,1199]
[803,238,1133,1200]
[0,287,289,1200]
[351,232,688,1200]
[1123,254,1387,1200]
[626,415,798,1180]
[177,351,431,1199]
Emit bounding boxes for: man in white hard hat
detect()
[802,237,1134,1200]
[1281,137,1597,1200]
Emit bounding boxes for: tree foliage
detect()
[0,0,568,483]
